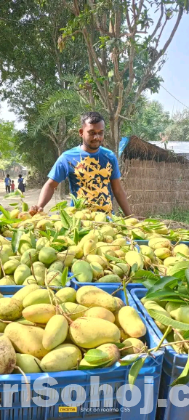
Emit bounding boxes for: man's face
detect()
[79,120,105,151]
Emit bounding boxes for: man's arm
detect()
[30,179,59,214]
[111,178,131,216]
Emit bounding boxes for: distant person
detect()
[11,180,15,192]
[4,174,11,193]
[18,174,25,193]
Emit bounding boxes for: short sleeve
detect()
[48,154,69,183]
[110,154,121,180]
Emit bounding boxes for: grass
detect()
[153,209,189,225]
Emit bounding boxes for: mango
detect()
[36,219,53,230]
[2,244,14,257]
[173,244,189,257]
[23,276,38,285]
[47,270,62,286]
[114,297,125,311]
[118,307,146,338]
[83,239,97,256]
[21,249,38,266]
[144,301,171,332]
[68,245,83,259]
[111,263,130,278]
[22,304,56,324]
[81,343,120,369]
[125,251,144,270]
[164,256,179,267]
[121,338,145,356]
[13,284,40,302]
[5,323,48,358]
[140,245,154,260]
[131,228,146,239]
[41,343,82,372]
[154,248,172,260]
[76,286,118,312]
[0,321,6,333]
[23,289,54,308]
[95,274,121,283]
[55,287,76,303]
[39,247,57,266]
[14,264,31,285]
[18,242,32,254]
[90,262,104,279]
[148,238,171,250]
[85,254,108,269]
[165,302,181,314]
[84,307,115,323]
[70,318,120,348]
[0,251,9,264]
[124,218,138,226]
[0,298,22,321]
[72,260,93,283]
[59,302,87,320]
[48,261,64,272]
[112,238,126,246]
[14,354,41,374]
[0,276,15,285]
[105,236,114,243]
[169,306,189,323]
[0,235,11,245]
[0,335,16,374]
[36,237,49,251]
[120,329,130,342]
[100,226,115,237]
[42,315,68,350]
[3,259,20,274]
[95,212,107,222]
[56,251,75,266]
[115,250,125,259]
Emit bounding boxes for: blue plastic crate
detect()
[130,287,189,420]
[0,273,73,295]
[0,288,163,420]
[70,278,145,290]
[135,239,189,246]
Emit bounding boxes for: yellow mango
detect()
[22,304,56,324]
[14,264,31,285]
[5,323,48,358]
[148,237,171,250]
[118,307,146,338]
[55,287,76,303]
[13,284,40,302]
[41,343,82,372]
[0,298,22,321]
[76,286,118,312]
[84,307,115,323]
[59,302,87,320]
[125,251,144,269]
[70,318,120,348]
[122,338,145,355]
[4,260,20,274]
[173,244,189,257]
[42,315,68,350]
[23,289,54,308]
[14,354,41,374]
[0,335,16,374]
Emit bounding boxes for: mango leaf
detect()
[30,232,36,249]
[22,202,29,212]
[132,270,160,282]
[9,203,19,207]
[4,190,24,198]
[60,209,72,229]
[132,232,145,240]
[146,276,178,297]
[105,253,126,264]
[39,230,51,240]
[143,279,159,289]
[0,205,11,220]
[79,360,111,370]
[146,288,182,300]
[183,331,189,340]
[131,263,139,274]
[171,354,189,386]
[148,309,189,331]
[128,357,147,388]
[61,267,68,287]
[119,354,140,366]
[74,228,79,245]
[12,230,23,253]
[185,269,189,290]
[85,349,110,365]
[168,262,189,278]
[50,201,67,212]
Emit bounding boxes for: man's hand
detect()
[29,205,43,216]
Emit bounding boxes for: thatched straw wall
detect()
[121,158,189,216]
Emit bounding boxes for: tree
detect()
[164,109,189,142]
[60,0,187,154]
[124,100,171,141]
[0,120,18,159]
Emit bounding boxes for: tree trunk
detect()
[109,116,120,156]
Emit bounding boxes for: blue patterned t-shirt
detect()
[48,146,121,213]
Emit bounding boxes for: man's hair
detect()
[7,174,9,177]
[81,111,104,125]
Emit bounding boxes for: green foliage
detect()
[123,100,171,142]
[165,110,189,142]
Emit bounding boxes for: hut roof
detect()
[122,136,188,163]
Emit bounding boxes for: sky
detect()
[1,10,189,128]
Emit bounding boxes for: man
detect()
[30,112,131,216]
[4,174,11,193]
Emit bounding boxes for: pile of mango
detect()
[0,285,147,374]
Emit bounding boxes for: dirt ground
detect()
[0,180,69,213]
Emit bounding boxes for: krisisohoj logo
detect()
[1,375,189,413]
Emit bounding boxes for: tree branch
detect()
[150,2,164,40]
